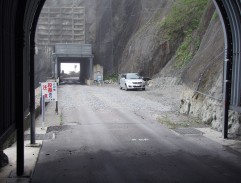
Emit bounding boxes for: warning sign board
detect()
[41,82,58,102]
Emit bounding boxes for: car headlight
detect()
[126,81,132,85]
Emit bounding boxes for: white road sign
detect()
[41,82,58,102]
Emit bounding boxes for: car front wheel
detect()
[125,84,129,91]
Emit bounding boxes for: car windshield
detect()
[126,73,140,79]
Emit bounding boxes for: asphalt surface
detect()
[32,85,241,183]
[60,77,82,85]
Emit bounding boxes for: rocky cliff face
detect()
[109,0,240,135]
[113,0,174,75]
[179,12,224,131]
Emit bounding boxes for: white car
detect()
[119,73,146,91]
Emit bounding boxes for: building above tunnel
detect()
[36,6,86,46]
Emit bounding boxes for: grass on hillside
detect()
[160,0,208,68]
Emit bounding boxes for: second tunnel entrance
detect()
[53,43,94,84]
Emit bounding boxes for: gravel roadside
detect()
[58,84,207,129]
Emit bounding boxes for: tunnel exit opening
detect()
[60,63,81,84]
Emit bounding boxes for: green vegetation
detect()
[175,34,201,68]
[212,11,219,21]
[103,73,118,82]
[161,0,208,40]
[126,0,209,71]
[157,115,203,129]
[159,0,208,68]
[157,116,189,129]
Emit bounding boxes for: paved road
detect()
[32,85,241,183]
[60,77,82,85]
